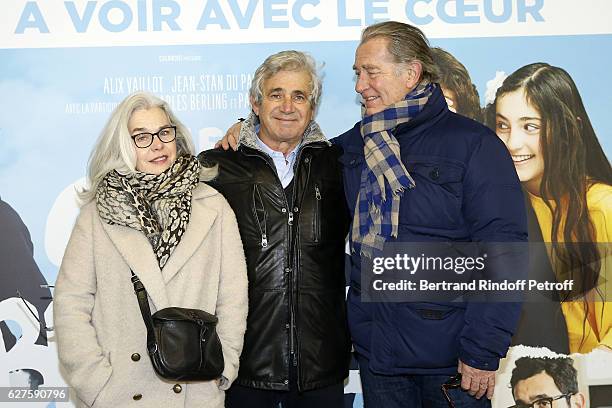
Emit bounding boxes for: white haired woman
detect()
[54,92,248,407]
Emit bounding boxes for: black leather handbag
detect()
[130,270,224,381]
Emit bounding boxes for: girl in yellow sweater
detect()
[489,63,611,353]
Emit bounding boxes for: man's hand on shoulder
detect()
[458,360,495,399]
[214,121,241,151]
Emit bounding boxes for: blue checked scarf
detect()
[352,81,435,257]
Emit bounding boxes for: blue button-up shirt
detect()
[256,135,301,188]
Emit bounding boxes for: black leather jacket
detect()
[198,120,350,392]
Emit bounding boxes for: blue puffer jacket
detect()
[333,86,528,375]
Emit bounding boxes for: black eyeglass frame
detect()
[131,125,177,148]
[509,393,574,408]
[441,373,462,408]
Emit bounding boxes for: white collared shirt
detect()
[255,135,301,188]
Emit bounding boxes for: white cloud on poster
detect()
[485,71,508,105]
[44,178,85,268]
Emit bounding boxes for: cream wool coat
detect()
[54,183,248,408]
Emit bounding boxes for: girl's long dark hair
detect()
[488,63,612,346]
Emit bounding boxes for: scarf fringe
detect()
[352,81,435,257]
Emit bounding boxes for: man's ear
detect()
[405,61,423,89]
[250,95,260,116]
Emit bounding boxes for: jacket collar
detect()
[393,85,448,136]
[237,112,331,157]
[343,85,449,153]
[100,182,219,310]
[161,183,218,283]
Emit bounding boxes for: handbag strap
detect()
[130,270,158,354]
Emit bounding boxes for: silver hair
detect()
[79,92,213,203]
[249,50,323,114]
[360,21,439,83]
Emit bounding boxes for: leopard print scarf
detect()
[96,155,201,268]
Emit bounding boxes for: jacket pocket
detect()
[399,155,465,228]
[251,184,268,248]
[91,357,113,407]
[371,303,465,371]
[404,155,464,198]
[303,178,347,244]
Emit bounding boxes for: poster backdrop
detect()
[1,1,611,407]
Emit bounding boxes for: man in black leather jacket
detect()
[199,50,350,408]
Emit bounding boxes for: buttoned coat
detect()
[336,86,528,375]
[54,182,248,408]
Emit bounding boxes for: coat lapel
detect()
[160,184,219,284]
[101,222,169,311]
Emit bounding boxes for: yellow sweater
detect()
[529,183,612,353]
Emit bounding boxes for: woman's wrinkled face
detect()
[129,107,177,175]
[495,89,545,195]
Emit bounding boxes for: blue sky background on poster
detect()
[1,0,611,299]
[2,33,611,284]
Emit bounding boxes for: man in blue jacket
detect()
[217,21,527,407]
[335,22,527,407]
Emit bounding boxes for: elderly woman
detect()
[54,92,248,407]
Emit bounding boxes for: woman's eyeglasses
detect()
[131,126,177,148]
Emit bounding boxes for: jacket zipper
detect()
[251,184,268,248]
[290,152,312,380]
[313,184,321,242]
[288,150,305,370]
